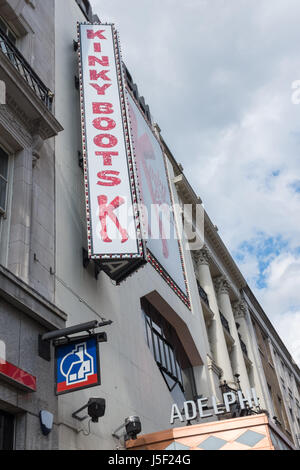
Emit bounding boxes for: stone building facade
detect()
[0,0,299,450]
[0,0,66,450]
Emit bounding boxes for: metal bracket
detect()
[78,151,83,169]
[75,75,80,90]
[73,40,79,52]
[82,248,103,280]
[38,335,51,362]
[82,248,90,269]
[38,320,112,360]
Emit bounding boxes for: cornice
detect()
[0,264,67,330]
[0,101,32,151]
[204,212,247,292]
[173,173,202,205]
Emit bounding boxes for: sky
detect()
[90,0,300,366]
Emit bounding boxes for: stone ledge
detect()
[0,51,63,140]
[0,264,67,330]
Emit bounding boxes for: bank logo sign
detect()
[55,337,100,395]
[77,23,146,283]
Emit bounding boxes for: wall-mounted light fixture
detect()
[39,410,54,436]
[112,416,142,442]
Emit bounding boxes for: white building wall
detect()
[54,0,212,450]
[52,0,299,451]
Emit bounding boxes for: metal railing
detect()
[220,311,230,334]
[197,282,209,306]
[238,333,248,357]
[0,29,53,111]
[240,339,248,357]
[150,327,184,389]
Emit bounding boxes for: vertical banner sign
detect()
[77,23,146,283]
[126,91,190,307]
[55,336,100,395]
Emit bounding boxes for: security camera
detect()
[87,398,106,423]
[72,397,106,423]
[125,416,142,440]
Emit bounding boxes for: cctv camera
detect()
[87,398,106,423]
[125,416,142,440]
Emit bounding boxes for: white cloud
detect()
[90,0,300,364]
[254,253,300,364]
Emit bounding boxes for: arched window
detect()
[141,298,196,410]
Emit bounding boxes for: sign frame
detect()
[77,22,147,282]
[55,335,101,396]
[125,87,191,308]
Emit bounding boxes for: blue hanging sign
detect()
[55,336,101,395]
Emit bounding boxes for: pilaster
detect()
[214,277,251,392]
[194,249,234,385]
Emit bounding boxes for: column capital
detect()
[213,275,230,295]
[193,245,211,266]
[233,300,249,319]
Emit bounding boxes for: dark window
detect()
[141,299,196,410]
[0,410,14,450]
[0,147,9,214]
[197,280,209,306]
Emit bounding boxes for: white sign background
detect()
[127,92,187,295]
[80,24,139,256]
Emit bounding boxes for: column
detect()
[194,247,235,387]
[233,300,270,411]
[214,276,251,393]
[8,148,33,283]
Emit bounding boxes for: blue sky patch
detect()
[234,234,289,289]
[290,180,300,193]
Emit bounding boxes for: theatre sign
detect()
[77,23,189,300]
[170,389,260,424]
[77,23,146,282]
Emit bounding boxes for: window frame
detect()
[141,299,197,403]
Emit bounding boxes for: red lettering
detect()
[97,171,121,186]
[93,117,116,131]
[93,102,114,114]
[88,56,109,67]
[94,134,118,148]
[89,70,111,81]
[90,83,111,96]
[96,152,119,166]
[94,43,101,53]
[87,30,106,40]
[98,195,128,243]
